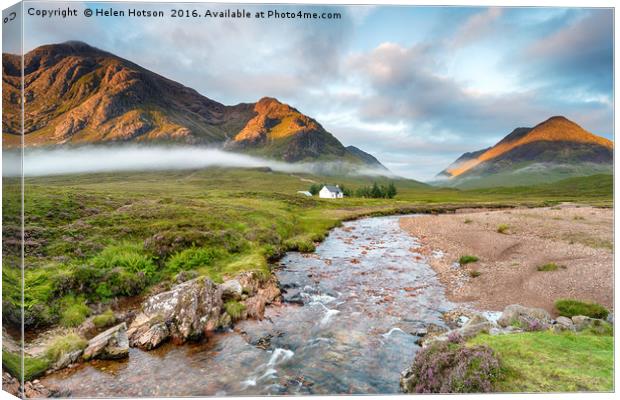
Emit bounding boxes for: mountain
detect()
[2,41,387,171]
[226,97,366,164]
[344,146,387,170]
[436,116,613,188]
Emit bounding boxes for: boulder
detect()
[51,348,84,371]
[555,316,574,329]
[220,279,243,301]
[83,323,128,360]
[497,304,551,331]
[459,321,493,339]
[236,271,261,296]
[2,373,19,397]
[241,273,281,320]
[423,315,493,347]
[128,277,223,349]
[571,315,612,334]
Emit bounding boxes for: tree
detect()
[308,183,321,195]
[386,182,397,199]
[339,184,352,197]
[370,182,382,198]
[355,186,370,197]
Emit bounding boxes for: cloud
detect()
[4,147,390,178]
[450,7,503,48]
[522,10,613,93]
[18,5,614,181]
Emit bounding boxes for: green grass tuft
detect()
[283,235,316,252]
[497,224,510,234]
[555,299,609,320]
[537,263,564,272]
[468,270,481,278]
[2,350,52,382]
[45,333,88,363]
[92,309,116,329]
[459,255,479,265]
[165,247,225,274]
[224,300,246,321]
[59,296,91,327]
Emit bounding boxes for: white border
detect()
[0,1,616,400]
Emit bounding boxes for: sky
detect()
[12,2,615,180]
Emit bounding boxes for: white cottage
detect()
[319,185,344,199]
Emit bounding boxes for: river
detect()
[42,216,453,396]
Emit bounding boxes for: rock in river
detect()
[83,322,129,360]
[128,277,223,349]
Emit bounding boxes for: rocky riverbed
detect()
[37,215,454,396]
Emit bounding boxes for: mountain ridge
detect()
[436,116,613,188]
[2,41,387,171]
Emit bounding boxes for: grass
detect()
[224,300,246,321]
[2,169,611,330]
[468,270,482,278]
[59,296,91,327]
[2,350,52,382]
[92,309,116,329]
[468,331,613,392]
[459,255,479,265]
[555,299,609,320]
[537,263,565,272]
[464,219,473,224]
[45,333,88,363]
[497,224,509,234]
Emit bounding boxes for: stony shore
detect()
[399,204,613,313]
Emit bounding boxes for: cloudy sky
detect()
[16,2,614,180]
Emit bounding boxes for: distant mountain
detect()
[435,116,613,188]
[344,146,388,170]
[2,41,387,171]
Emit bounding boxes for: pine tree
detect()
[387,182,397,198]
[371,182,382,198]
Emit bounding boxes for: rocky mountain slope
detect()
[436,116,613,188]
[2,41,386,170]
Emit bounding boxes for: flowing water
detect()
[42,216,453,396]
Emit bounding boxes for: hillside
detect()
[436,116,613,188]
[2,41,386,170]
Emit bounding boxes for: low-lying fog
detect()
[2,146,392,178]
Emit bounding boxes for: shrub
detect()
[459,255,479,265]
[165,247,225,274]
[45,333,88,363]
[59,297,90,327]
[555,299,609,320]
[497,224,509,234]
[92,243,157,279]
[144,229,247,259]
[92,309,116,329]
[464,219,473,224]
[224,300,246,321]
[537,263,564,272]
[469,270,481,278]
[447,331,463,344]
[402,342,502,393]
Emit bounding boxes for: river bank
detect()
[399,204,613,313]
[33,215,453,396]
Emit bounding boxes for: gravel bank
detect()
[400,204,613,314]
